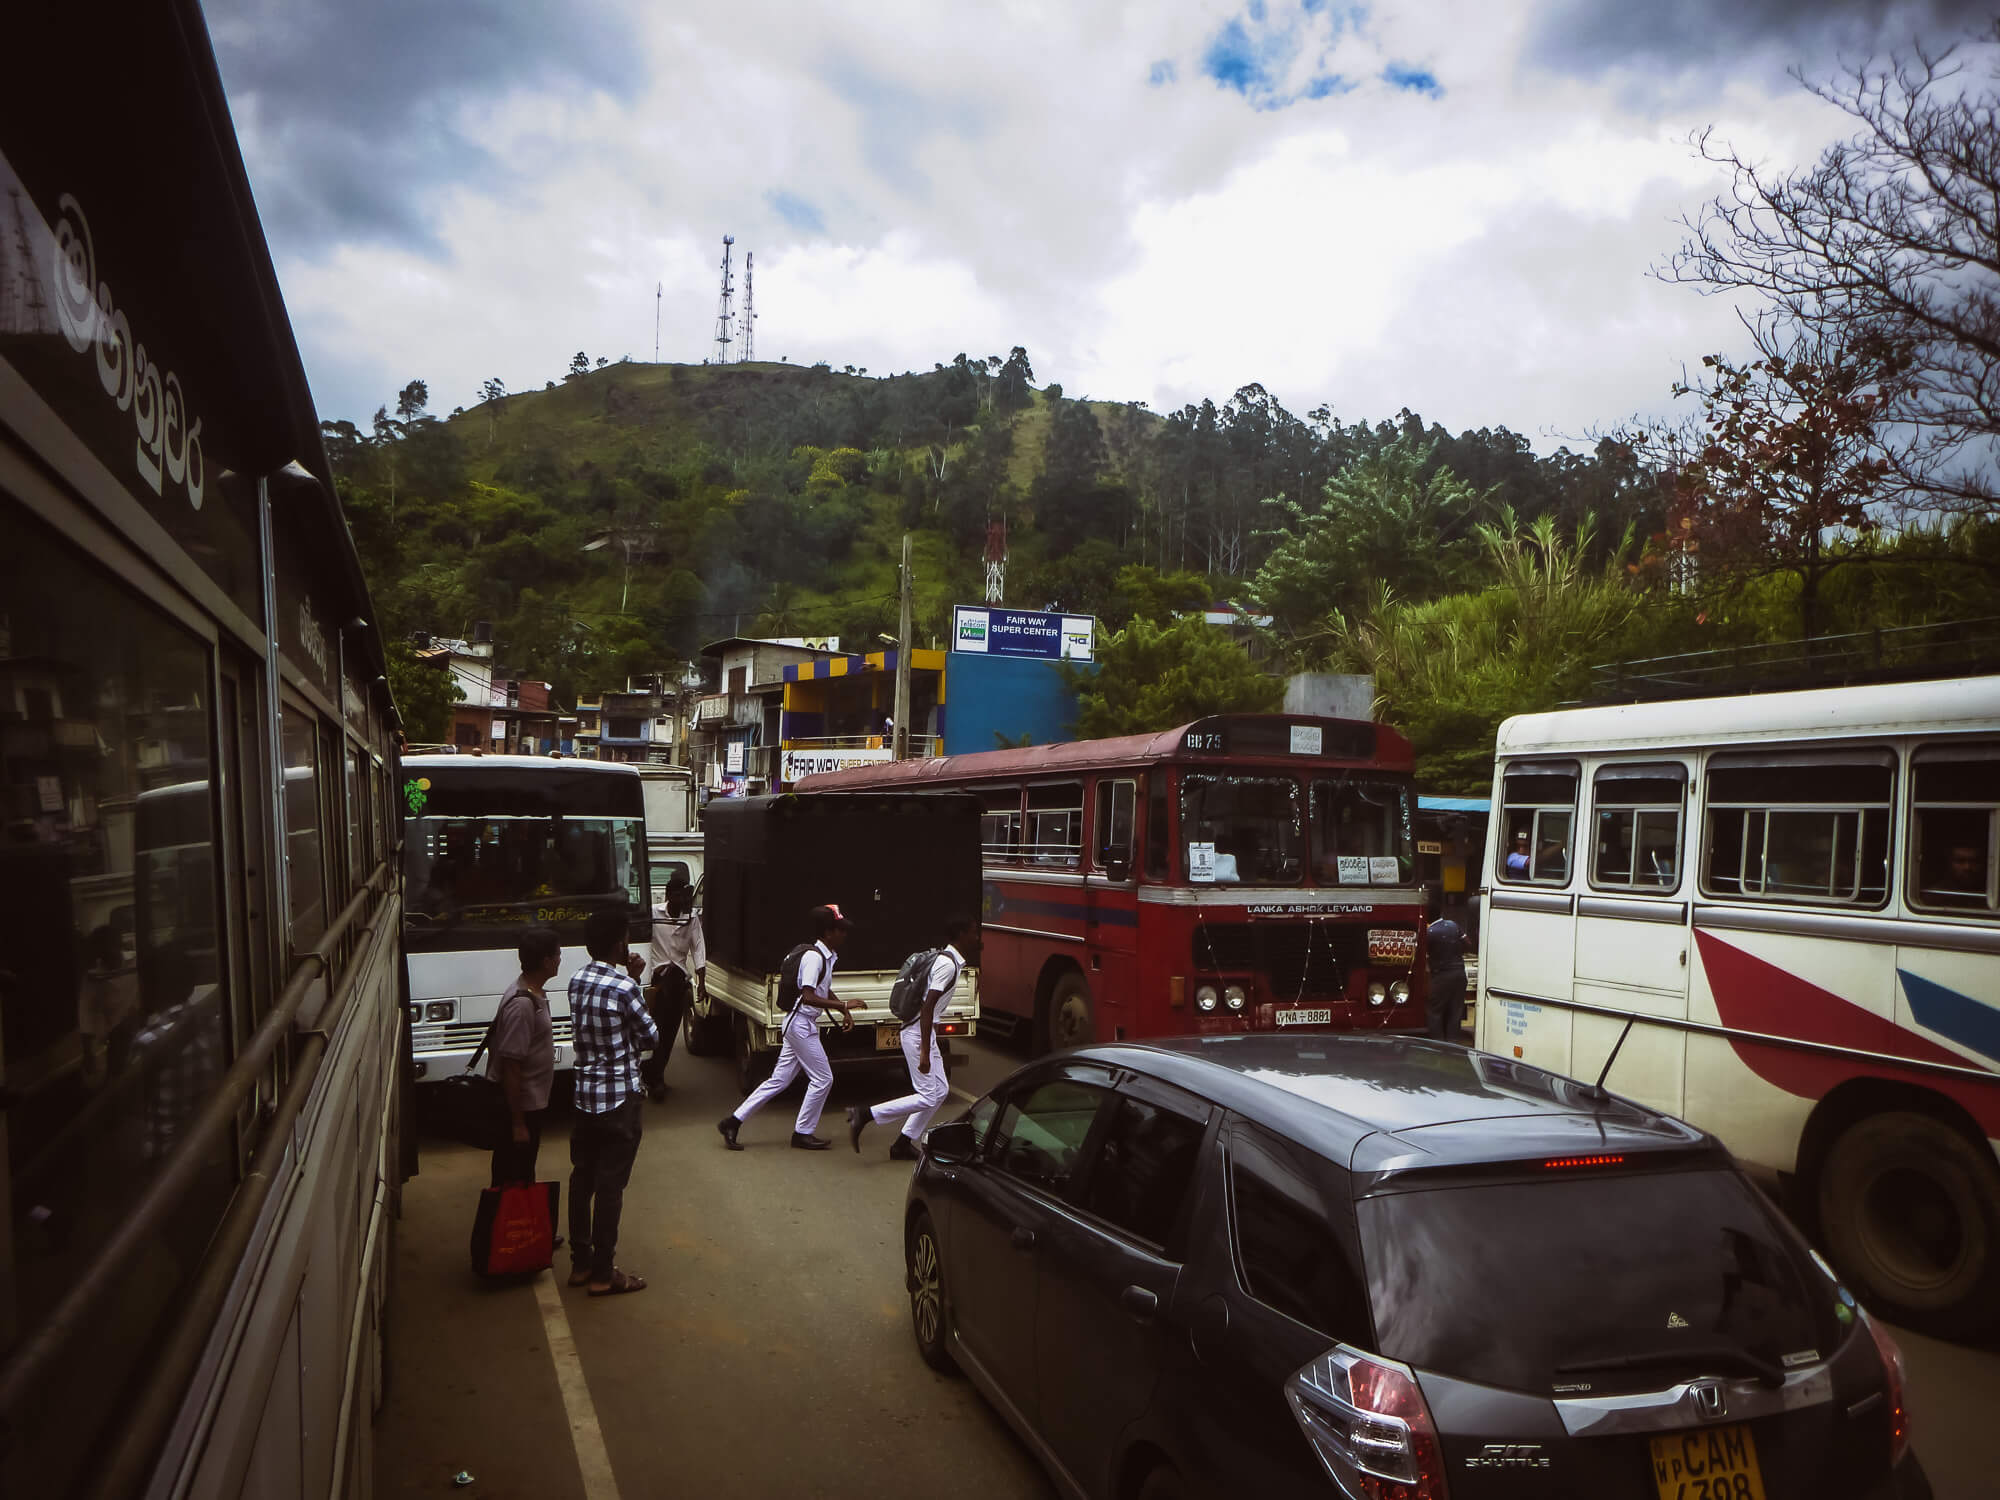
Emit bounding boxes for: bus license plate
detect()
[1276,1008,1333,1027]
[876,1024,904,1051]
[1649,1424,1765,1500]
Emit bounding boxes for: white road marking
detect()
[532,1273,623,1500]
[948,1086,976,1104]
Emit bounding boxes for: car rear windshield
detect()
[1357,1169,1830,1396]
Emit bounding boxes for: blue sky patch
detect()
[766,190,825,235]
[1383,61,1441,96]
[1193,1,1376,111]
[1148,58,1177,86]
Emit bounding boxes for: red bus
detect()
[795,714,1430,1049]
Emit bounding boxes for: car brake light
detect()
[1541,1154,1624,1169]
[1285,1345,1449,1499]
[1860,1309,1910,1467]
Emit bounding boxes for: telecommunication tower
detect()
[738,252,756,363]
[712,235,735,364]
[984,512,1008,604]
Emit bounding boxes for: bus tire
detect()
[1042,971,1096,1054]
[733,1012,774,1096]
[1817,1109,2000,1337]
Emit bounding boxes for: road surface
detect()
[374,1035,1996,1499]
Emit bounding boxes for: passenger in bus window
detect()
[1506,830,1531,876]
[1928,841,1991,909]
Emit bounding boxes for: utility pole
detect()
[893,533,913,760]
[654,281,661,363]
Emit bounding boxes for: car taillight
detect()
[1284,1345,1449,1499]
[1860,1308,1910,1467]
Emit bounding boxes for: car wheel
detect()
[732,1013,773,1096]
[1819,1109,2000,1336]
[1042,971,1095,1053]
[1137,1462,1192,1500]
[907,1210,955,1374]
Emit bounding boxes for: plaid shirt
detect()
[568,959,658,1114]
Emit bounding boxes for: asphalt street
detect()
[374,1033,1997,1500]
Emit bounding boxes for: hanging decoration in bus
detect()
[952,604,1095,661]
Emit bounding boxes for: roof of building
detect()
[699,637,841,659]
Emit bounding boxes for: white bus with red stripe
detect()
[1475,675,2000,1336]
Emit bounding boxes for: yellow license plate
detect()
[1649,1423,1766,1500]
[876,1024,903,1051]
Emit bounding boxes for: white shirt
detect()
[920,945,965,1025]
[793,939,837,1008]
[649,903,707,980]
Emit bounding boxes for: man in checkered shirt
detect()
[566,907,658,1296]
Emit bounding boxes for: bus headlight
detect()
[1196,984,1220,1013]
[1390,981,1411,1006]
[1367,983,1388,1006]
[1224,984,1247,1011]
[424,1001,456,1023]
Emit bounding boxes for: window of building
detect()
[1228,1125,1370,1344]
[454,722,481,749]
[1093,778,1136,876]
[1590,763,1686,891]
[605,717,642,740]
[980,787,1022,860]
[281,707,326,947]
[1027,783,1083,867]
[991,1077,1107,1197]
[1080,1094,1206,1250]
[1498,762,1576,885]
[1702,751,1894,907]
[1908,744,1998,918]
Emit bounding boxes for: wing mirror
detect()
[925,1119,978,1165]
[1103,851,1132,882]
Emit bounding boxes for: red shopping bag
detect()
[470,1180,560,1277]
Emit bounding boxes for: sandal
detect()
[568,1266,593,1287]
[588,1268,647,1297]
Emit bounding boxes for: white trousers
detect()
[870,1024,949,1140]
[733,1006,833,1135]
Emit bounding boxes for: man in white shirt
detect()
[641,871,706,1102]
[718,904,854,1150]
[847,915,973,1161]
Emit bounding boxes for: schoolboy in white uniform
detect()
[847,915,973,1161]
[718,904,853,1150]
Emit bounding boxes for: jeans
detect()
[490,1105,546,1186]
[640,970,691,1094]
[568,1095,643,1280]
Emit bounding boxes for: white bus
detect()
[1476,674,2000,1336]
[403,755,652,1082]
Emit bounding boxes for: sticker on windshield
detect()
[1288,724,1322,756]
[1336,855,1369,885]
[1368,855,1401,883]
[1187,842,1216,883]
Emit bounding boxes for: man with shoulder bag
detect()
[488,925,563,1184]
[847,915,973,1161]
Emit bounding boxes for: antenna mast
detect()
[738,252,756,363]
[654,281,661,363]
[711,235,735,364]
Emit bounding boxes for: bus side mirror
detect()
[1104,852,1132,882]
[926,1120,978,1165]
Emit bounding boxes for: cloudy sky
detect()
[208,0,1991,449]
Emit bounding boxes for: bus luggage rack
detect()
[1586,617,2000,704]
[1194,922,1364,998]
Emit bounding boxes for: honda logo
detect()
[1690,1380,1727,1421]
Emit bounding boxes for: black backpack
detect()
[776,942,817,1013]
[889,947,958,1025]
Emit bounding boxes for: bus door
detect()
[1484,760,1580,1073]
[1087,778,1140,1040]
[1571,760,1693,1117]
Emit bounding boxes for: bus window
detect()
[1702,751,1894,907]
[1094,779,1136,876]
[1311,774,1414,886]
[1908,744,1999,917]
[1591,764,1685,891]
[1145,776,1170,881]
[1027,783,1084,867]
[1180,774,1303,885]
[281,707,327,948]
[981,788,1023,861]
[1498,763,1576,885]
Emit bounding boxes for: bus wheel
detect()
[732,1013,773,1096]
[1043,972,1096,1053]
[1818,1110,2000,1336]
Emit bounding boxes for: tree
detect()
[1668,34,2000,516]
[1108,565,1211,628]
[1644,323,1910,641]
[1062,616,1282,739]
[396,379,429,422]
[480,377,507,448]
[994,346,1035,415]
[385,639,462,744]
[567,351,590,381]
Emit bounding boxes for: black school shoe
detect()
[889,1136,919,1162]
[846,1105,870,1153]
[791,1132,833,1150]
[717,1116,743,1150]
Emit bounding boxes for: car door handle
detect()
[1010,1226,1036,1251]
[1120,1285,1158,1323]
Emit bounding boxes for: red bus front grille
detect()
[1193,923,1367,999]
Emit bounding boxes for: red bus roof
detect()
[795,714,1412,790]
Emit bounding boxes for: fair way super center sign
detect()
[953,605,1094,661]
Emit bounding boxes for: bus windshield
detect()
[400,765,647,951]
[1179,773,1305,885]
[1312,775,1415,887]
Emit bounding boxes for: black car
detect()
[902,1034,1929,1500]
